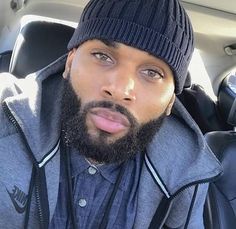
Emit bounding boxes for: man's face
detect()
[62,39,175,163]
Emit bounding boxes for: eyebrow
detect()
[100,39,118,49]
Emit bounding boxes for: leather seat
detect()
[9,20,75,78]
[204,80,236,229]
[177,78,230,134]
[0,50,12,73]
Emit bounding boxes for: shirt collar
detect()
[70,148,142,191]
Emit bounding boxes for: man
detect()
[0,0,222,228]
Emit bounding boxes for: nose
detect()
[101,71,136,103]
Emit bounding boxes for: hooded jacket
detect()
[0,55,222,229]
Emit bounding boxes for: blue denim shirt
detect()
[49,149,142,229]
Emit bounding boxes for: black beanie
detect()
[68,0,194,94]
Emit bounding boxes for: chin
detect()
[88,129,126,145]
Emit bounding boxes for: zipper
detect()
[2,101,45,228]
[2,102,37,165]
[34,167,50,229]
[35,173,44,229]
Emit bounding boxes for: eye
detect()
[92,52,114,64]
[140,68,164,80]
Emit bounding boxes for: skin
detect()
[63,39,175,144]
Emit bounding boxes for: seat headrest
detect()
[227,99,236,126]
[184,72,191,88]
[218,75,236,126]
[9,20,75,78]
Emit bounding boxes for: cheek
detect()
[70,62,102,102]
[134,86,174,123]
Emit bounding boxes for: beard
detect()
[60,78,166,164]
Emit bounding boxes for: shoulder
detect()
[146,98,222,194]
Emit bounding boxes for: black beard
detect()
[60,78,166,164]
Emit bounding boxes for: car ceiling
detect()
[182,0,236,14]
[63,0,236,14]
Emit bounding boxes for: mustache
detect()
[80,100,139,128]
[62,78,138,127]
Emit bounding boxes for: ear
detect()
[166,94,176,116]
[63,48,77,79]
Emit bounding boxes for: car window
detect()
[189,49,217,101]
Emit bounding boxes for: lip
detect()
[88,107,130,134]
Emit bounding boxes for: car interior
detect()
[0,0,236,228]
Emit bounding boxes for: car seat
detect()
[8,20,75,78]
[178,78,231,134]
[203,78,236,229]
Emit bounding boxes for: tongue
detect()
[90,113,127,134]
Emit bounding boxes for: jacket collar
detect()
[144,98,222,196]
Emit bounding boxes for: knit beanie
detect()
[68,0,194,94]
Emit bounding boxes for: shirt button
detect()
[88,166,97,175]
[78,198,87,208]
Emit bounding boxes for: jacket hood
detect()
[2,55,66,162]
[145,98,222,196]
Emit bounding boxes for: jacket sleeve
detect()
[165,183,209,229]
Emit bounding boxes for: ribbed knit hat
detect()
[68,0,194,94]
